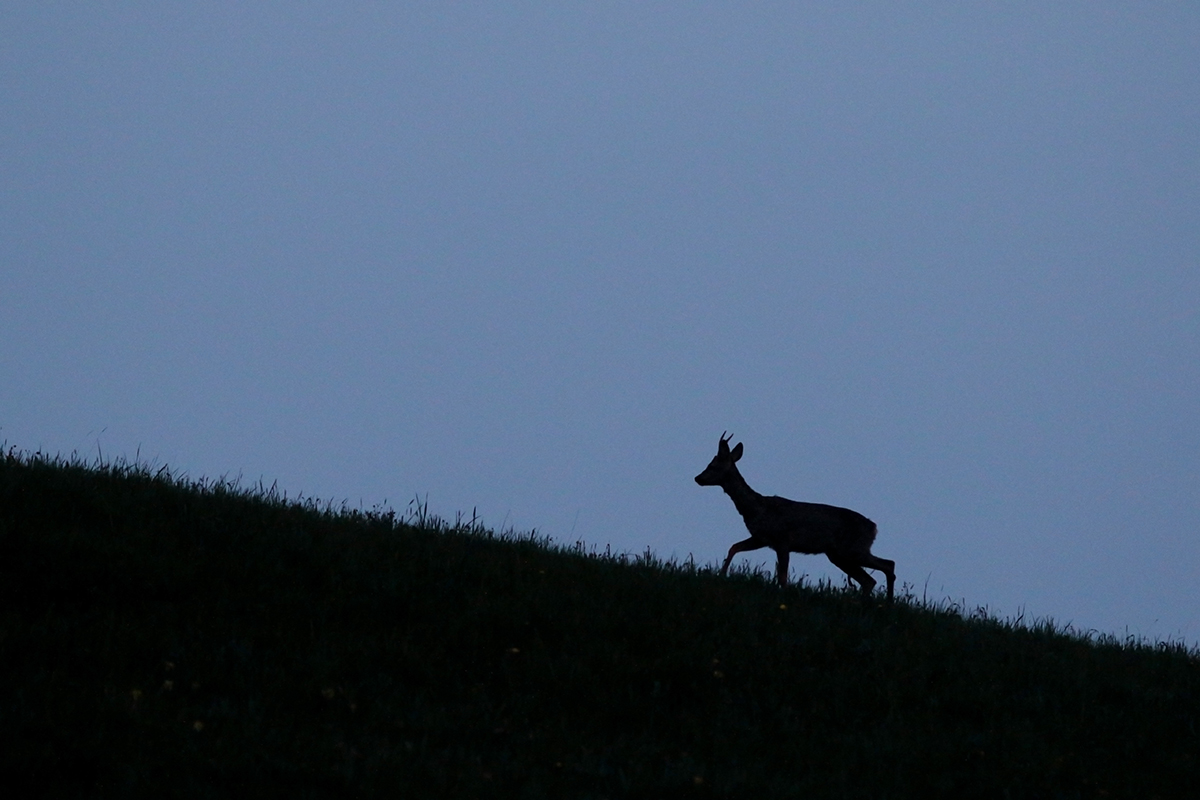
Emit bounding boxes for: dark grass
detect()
[1,448,1197,798]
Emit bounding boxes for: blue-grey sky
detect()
[4,4,1198,643]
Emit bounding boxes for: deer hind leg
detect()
[861,554,896,601]
[827,555,877,597]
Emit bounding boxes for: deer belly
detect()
[746,521,837,555]
[782,528,841,555]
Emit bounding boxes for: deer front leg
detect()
[720,536,765,576]
[775,549,790,587]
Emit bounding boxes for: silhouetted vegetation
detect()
[2,448,1197,798]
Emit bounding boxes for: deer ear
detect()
[730,442,743,462]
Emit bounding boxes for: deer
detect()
[695,432,896,600]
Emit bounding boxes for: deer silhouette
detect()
[695,432,895,600]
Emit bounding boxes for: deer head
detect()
[694,431,744,486]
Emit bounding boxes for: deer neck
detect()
[721,467,765,522]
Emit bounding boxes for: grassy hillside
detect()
[1,449,1197,798]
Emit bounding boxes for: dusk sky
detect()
[3,4,1198,643]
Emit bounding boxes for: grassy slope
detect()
[1,451,1197,798]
